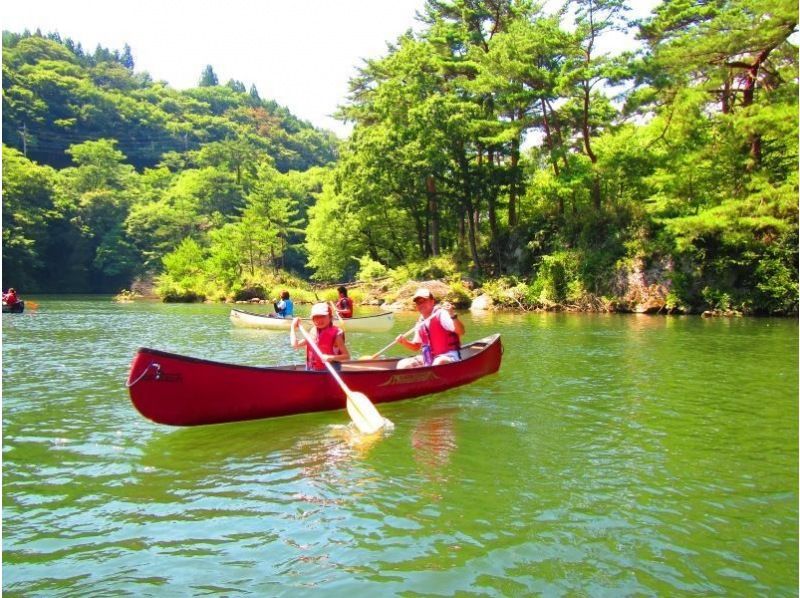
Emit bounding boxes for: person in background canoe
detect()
[269,290,294,318]
[333,285,354,318]
[3,288,19,305]
[290,302,350,371]
[396,287,465,369]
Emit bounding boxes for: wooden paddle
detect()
[329,301,345,328]
[361,324,417,360]
[298,324,385,435]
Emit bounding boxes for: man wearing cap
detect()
[396,287,465,369]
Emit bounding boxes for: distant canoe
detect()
[127,334,503,426]
[229,308,395,333]
[2,301,24,314]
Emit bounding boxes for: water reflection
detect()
[3,298,797,596]
[411,411,457,473]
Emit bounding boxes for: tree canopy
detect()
[2,1,797,314]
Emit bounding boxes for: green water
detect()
[3,297,797,596]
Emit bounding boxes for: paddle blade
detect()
[346,391,385,435]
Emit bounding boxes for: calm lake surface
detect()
[3,297,797,596]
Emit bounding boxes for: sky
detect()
[2,0,428,137]
[2,0,660,139]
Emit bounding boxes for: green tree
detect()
[640,0,797,170]
[562,0,631,209]
[1,145,58,290]
[198,64,219,87]
[156,237,208,300]
[120,43,134,70]
[54,139,141,290]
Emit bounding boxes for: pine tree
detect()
[121,43,134,70]
[198,64,219,87]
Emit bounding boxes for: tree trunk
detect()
[741,50,769,170]
[581,85,597,164]
[508,134,520,228]
[735,35,788,169]
[426,175,440,256]
[721,76,731,114]
[465,197,482,273]
[591,176,601,211]
[546,99,569,171]
[486,148,502,275]
[541,100,561,177]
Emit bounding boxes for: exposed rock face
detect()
[384,280,454,311]
[613,257,674,314]
[470,293,494,311]
[130,275,157,298]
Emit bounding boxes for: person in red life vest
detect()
[290,302,350,371]
[396,287,465,369]
[333,285,354,318]
[3,288,19,305]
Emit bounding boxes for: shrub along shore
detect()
[121,264,795,317]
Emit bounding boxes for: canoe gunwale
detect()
[132,334,500,375]
[230,307,394,321]
[2,300,25,313]
[229,308,394,332]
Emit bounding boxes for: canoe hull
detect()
[230,308,394,332]
[127,334,502,426]
[2,301,24,314]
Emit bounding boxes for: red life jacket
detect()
[306,324,344,371]
[336,296,353,318]
[418,309,460,357]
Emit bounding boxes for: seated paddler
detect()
[269,290,294,318]
[290,302,350,371]
[396,287,464,369]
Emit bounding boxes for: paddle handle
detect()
[369,325,417,359]
[298,325,351,393]
[329,300,345,322]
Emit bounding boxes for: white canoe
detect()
[229,308,395,332]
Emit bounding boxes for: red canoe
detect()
[127,334,502,426]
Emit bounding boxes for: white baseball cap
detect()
[310,302,331,317]
[412,287,434,300]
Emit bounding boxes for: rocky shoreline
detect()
[121,271,780,317]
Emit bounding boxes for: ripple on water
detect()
[3,302,797,595]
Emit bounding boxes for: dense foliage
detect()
[2,29,338,293]
[3,0,798,314]
[309,0,798,314]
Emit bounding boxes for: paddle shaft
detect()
[298,324,386,434]
[330,301,345,326]
[369,325,416,359]
[298,325,352,395]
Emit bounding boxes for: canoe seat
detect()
[342,362,390,372]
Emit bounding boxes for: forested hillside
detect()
[2,29,338,293]
[3,0,798,314]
